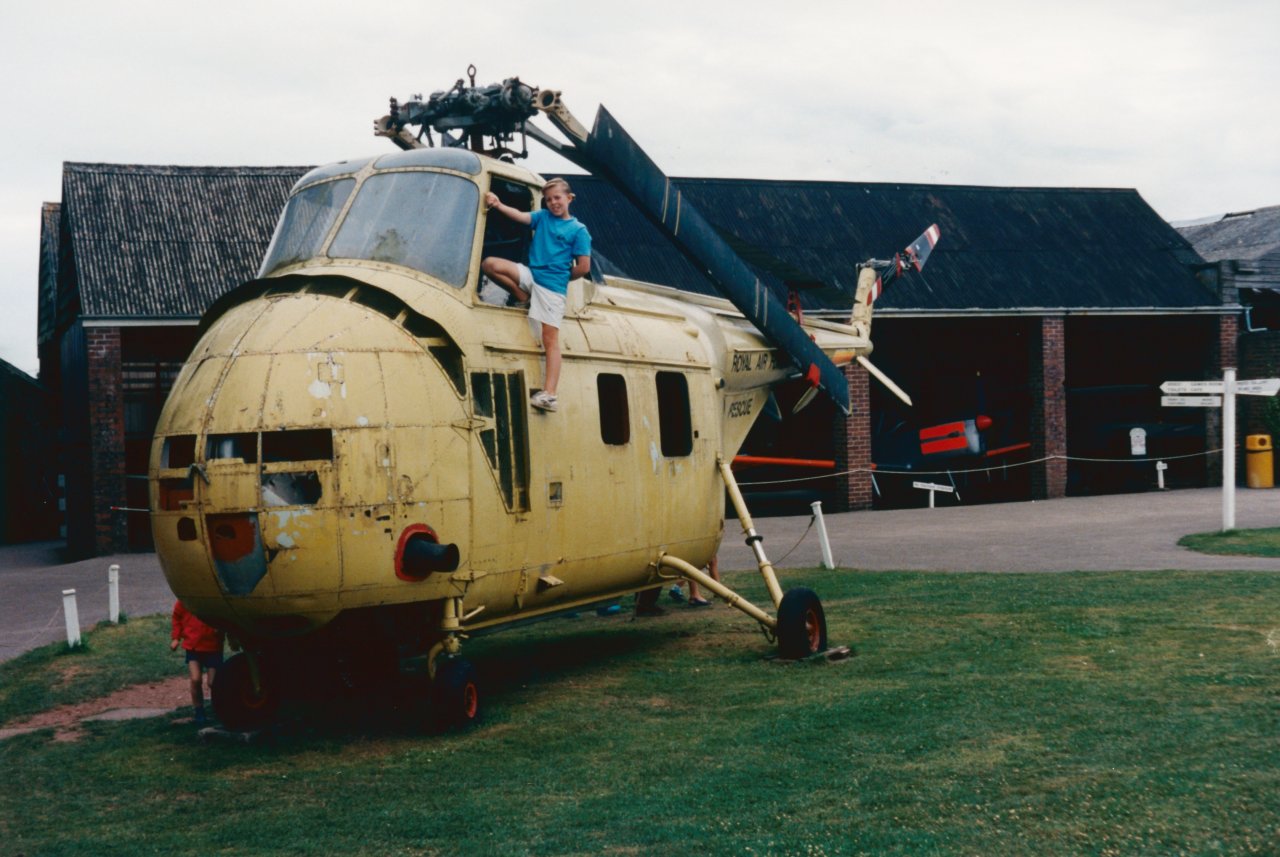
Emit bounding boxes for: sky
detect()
[1,0,1277,377]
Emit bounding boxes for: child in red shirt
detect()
[170,600,225,725]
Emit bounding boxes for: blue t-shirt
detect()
[528,209,591,294]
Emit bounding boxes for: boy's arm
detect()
[484,192,532,225]
[569,255,591,280]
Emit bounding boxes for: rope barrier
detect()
[736,448,1226,487]
[770,515,816,566]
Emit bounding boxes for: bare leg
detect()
[542,325,561,396]
[187,659,204,711]
[689,556,719,603]
[481,257,529,302]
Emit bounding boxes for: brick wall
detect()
[1029,317,1067,499]
[86,327,126,554]
[1239,325,1280,436]
[832,362,873,511]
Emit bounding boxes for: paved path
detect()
[719,486,1280,573]
[0,543,172,663]
[4,486,1279,662]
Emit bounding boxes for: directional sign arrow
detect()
[1160,380,1223,394]
[1161,378,1280,396]
[1162,395,1222,407]
[1235,378,1280,396]
[912,481,955,492]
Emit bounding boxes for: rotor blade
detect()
[856,355,913,406]
[579,106,851,415]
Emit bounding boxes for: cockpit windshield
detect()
[258,178,355,275]
[328,172,478,288]
[259,170,480,288]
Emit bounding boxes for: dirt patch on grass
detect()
[0,675,188,742]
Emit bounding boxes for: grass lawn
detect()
[2,569,1278,856]
[1180,528,1280,558]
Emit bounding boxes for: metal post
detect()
[1224,367,1237,531]
[108,564,120,623]
[1156,461,1168,490]
[62,589,81,648]
[810,501,835,570]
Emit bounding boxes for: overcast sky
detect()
[1,0,1276,376]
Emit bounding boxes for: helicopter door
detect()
[481,178,533,265]
[652,370,716,546]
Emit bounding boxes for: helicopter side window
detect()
[328,171,478,288]
[259,178,355,275]
[482,179,534,264]
[655,372,693,457]
[597,373,630,445]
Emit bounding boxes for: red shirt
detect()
[171,601,224,653]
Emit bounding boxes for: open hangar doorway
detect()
[866,317,1034,509]
[1064,315,1212,495]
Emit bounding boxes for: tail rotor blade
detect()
[857,355,913,407]
[904,223,941,272]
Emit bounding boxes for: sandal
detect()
[688,597,711,608]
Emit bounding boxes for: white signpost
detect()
[1160,369,1280,531]
[912,480,956,509]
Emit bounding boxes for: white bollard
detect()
[62,589,81,648]
[1224,368,1237,531]
[810,501,835,570]
[1156,461,1168,490]
[108,564,120,623]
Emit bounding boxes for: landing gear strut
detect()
[656,455,832,660]
[425,596,481,731]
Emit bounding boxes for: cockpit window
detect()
[327,171,478,288]
[259,178,355,275]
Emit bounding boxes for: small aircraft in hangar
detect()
[871,371,1032,505]
[150,67,939,731]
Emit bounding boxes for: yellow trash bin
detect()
[1246,434,1273,488]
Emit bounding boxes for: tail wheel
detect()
[212,652,280,732]
[431,657,480,732]
[776,587,827,660]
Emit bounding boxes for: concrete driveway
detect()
[4,486,1279,662]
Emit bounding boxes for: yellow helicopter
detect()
[149,67,935,731]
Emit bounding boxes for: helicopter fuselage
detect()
[149,148,868,652]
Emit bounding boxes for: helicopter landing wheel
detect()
[212,652,280,732]
[776,587,827,660]
[431,656,480,732]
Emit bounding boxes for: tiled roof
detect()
[1177,205,1280,292]
[568,176,1218,312]
[59,163,305,319]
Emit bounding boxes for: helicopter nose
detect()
[156,283,472,635]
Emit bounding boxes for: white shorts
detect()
[519,264,565,330]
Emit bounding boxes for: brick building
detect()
[1178,206,1280,448]
[39,162,1233,555]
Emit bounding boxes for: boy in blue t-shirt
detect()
[482,178,592,412]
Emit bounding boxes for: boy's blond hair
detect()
[542,177,573,195]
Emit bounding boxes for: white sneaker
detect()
[531,390,558,412]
